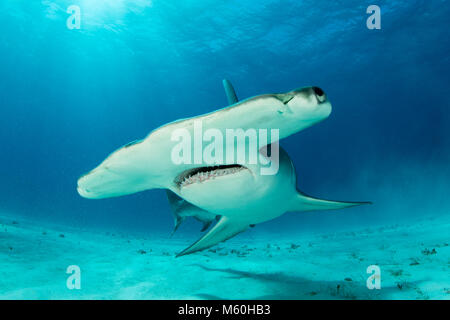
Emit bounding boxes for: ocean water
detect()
[0,0,449,299]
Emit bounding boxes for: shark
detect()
[77,80,370,257]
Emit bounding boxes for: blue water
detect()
[0,1,449,296]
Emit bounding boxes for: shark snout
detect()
[77,167,106,199]
[77,165,124,199]
[312,86,326,103]
[77,163,151,199]
[77,184,93,198]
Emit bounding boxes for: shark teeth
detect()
[178,165,246,188]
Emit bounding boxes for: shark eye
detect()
[313,87,326,103]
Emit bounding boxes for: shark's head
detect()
[77,140,152,199]
[77,85,331,201]
[273,86,332,133]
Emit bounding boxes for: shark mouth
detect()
[176,164,247,188]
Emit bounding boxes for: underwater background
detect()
[0,0,449,299]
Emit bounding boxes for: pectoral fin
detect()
[176,217,249,257]
[291,190,371,212]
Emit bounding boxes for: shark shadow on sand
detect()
[192,265,420,300]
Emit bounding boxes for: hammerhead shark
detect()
[77,80,369,256]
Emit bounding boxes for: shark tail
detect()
[290,190,372,212]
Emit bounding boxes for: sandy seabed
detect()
[0,214,449,300]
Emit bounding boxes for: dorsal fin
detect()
[222,79,238,105]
